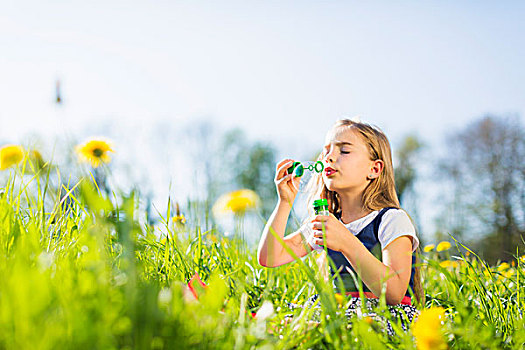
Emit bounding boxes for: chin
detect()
[323,180,337,192]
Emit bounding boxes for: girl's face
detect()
[321,127,378,194]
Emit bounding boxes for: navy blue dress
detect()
[328,207,416,297]
[287,207,421,335]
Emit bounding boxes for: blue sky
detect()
[1,1,524,238]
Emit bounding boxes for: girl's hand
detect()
[274,159,300,205]
[311,214,350,252]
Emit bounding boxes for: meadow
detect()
[0,142,524,349]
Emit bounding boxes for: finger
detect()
[275,160,295,180]
[276,159,293,172]
[276,173,293,183]
[313,229,327,238]
[275,168,293,183]
[313,238,324,246]
[286,181,299,193]
[311,222,323,231]
[276,174,296,187]
[276,158,293,167]
[311,215,329,222]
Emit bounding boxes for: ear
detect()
[368,160,384,179]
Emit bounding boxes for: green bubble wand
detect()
[286,160,325,192]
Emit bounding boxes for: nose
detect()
[324,145,335,164]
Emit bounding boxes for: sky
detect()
[1,0,524,239]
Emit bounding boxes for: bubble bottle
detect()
[305,198,329,251]
[287,160,324,193]
[313,198,329,216]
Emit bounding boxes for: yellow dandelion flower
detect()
[0,145,24,170]
[502,269,514,279]
[29,150,43,163]
[424,244,435,253]
[439,260,453,269]
[212,189,260,217]
[27,150,47,171]
[497,262,510,272]
[412,307,447,350]
[76,139,114,168]
[334,293,344,306]
[172,215,186,225]
[439,260,459,269]
[436,241,452,252]
[172,203,186,225]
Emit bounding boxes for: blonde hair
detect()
[308,118,424,305]
[321,119,400,214]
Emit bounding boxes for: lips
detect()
[325,167,337,177]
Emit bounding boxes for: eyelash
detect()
[323,148,349,156]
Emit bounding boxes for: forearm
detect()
[340,235,406,305]
[257,200,293,267]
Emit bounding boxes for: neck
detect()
[337,190,371,224]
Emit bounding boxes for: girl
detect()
[257,119,422,335]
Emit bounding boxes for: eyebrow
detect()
[324,141,354,148]
[335,141,353,146]
[325,141,353,147]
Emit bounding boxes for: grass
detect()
[0,163,524,349]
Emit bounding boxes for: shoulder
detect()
[377,208,419,252]
[380,208,414,229]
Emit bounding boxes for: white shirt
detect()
[302,209,419,253]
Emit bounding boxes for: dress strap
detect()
[372,207,397,241]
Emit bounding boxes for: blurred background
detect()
[1,0,524,263]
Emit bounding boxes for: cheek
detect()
[344,159,371,179]
[353,155,373,170]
